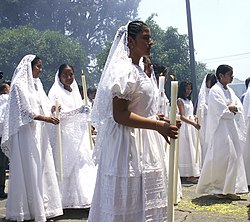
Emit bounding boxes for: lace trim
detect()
[60,105,90,118]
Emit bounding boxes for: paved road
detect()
[0,181,249,221]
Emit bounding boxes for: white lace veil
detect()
[197,74,209,117]
[243,84,250,119]
[91,22,130,128]
[1,54,47,158]
[48,70,83,111]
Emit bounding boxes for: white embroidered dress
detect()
[178,98,201,177]
[48,72,97,208]
[1,55,63,221]
[88,63,169,222]
[196,82,248,195]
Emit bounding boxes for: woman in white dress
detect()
[242,79,250,184]
[177,81,201,184]
[196,73,217,166]
[88,21,179,222]
[1,55,63,221]
[48,64,97,209]
[196,64,248,199]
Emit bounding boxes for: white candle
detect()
[174,114,181,205]
[168,81,178,222]
[81,73,89,106]
[195,109,201,163]
[55,99,63,182]
[81,71,93,150]
[159,76,165,92]
[158,76,166,114]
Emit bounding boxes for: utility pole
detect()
[185,0,198,104]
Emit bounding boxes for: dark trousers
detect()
[0,139,8,194]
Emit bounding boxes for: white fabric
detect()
[197,75,210,165]
[1,55,63,221]
[196,82,248,195]
[48,72,97,208]
[243,84,250,184]
[48,71,83,112]
[178,98,201,177]
[89,64,169,222]
[0,94,9,136]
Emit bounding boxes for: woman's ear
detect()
[218,73,223,80]
[127,36,135,49]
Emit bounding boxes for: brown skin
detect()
[218,69,238,114]
[31,59,60,125]
[177,84,200,130]
[32,59,42,79]
[59,65,74,92]
[112,27,178,143]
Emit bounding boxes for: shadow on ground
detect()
[53,208,89,221]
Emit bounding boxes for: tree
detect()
[0,0,141,61]
[95,15,210,89]
[0,26,86,91]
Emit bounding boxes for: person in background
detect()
[242,77,250,185]
[177,81,201,184]
[88,21,178,222]
[1,55,63,221]
[0,82,10,199]
[196,73,217,165]
[240,77,250,103]
[196,64,248,200]
[48,64,97,209]
[87,86,97,107]
[143,55,183,203]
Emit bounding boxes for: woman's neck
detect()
[64,85,72,92]
[219,80,228,89]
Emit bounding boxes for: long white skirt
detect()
[6,122,62,222]
[88,119,169,222]
[196,118,248,195]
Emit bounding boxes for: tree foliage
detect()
[0,0,141,60]
[0,26,86,91]
[95,15,210,89]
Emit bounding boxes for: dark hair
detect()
[245,77,250,89]
[58,64,74,78]
[87,86,97,96]
[128,21,148,39]
[31,56,42,69]
[178,81,192,100]
[0,83,9,94]
[206,73,217,87]
[216,64,232,81]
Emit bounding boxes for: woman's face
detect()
[220,70,233,85]
[32,59,42,78]
[59,65,74,88]
[185,84,192,97]
[132,27,153,57]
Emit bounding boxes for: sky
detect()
[138,0,250,81]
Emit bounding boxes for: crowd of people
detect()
[0,20,249,222]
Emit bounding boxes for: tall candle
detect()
[195,108,201,163]
[158,76,165,114]
[159,76,165,92]
[168,81,178,222]
[81,71,93,150]
[55,99,63,181]
[81,73,89,106]
[174,114,181,205]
